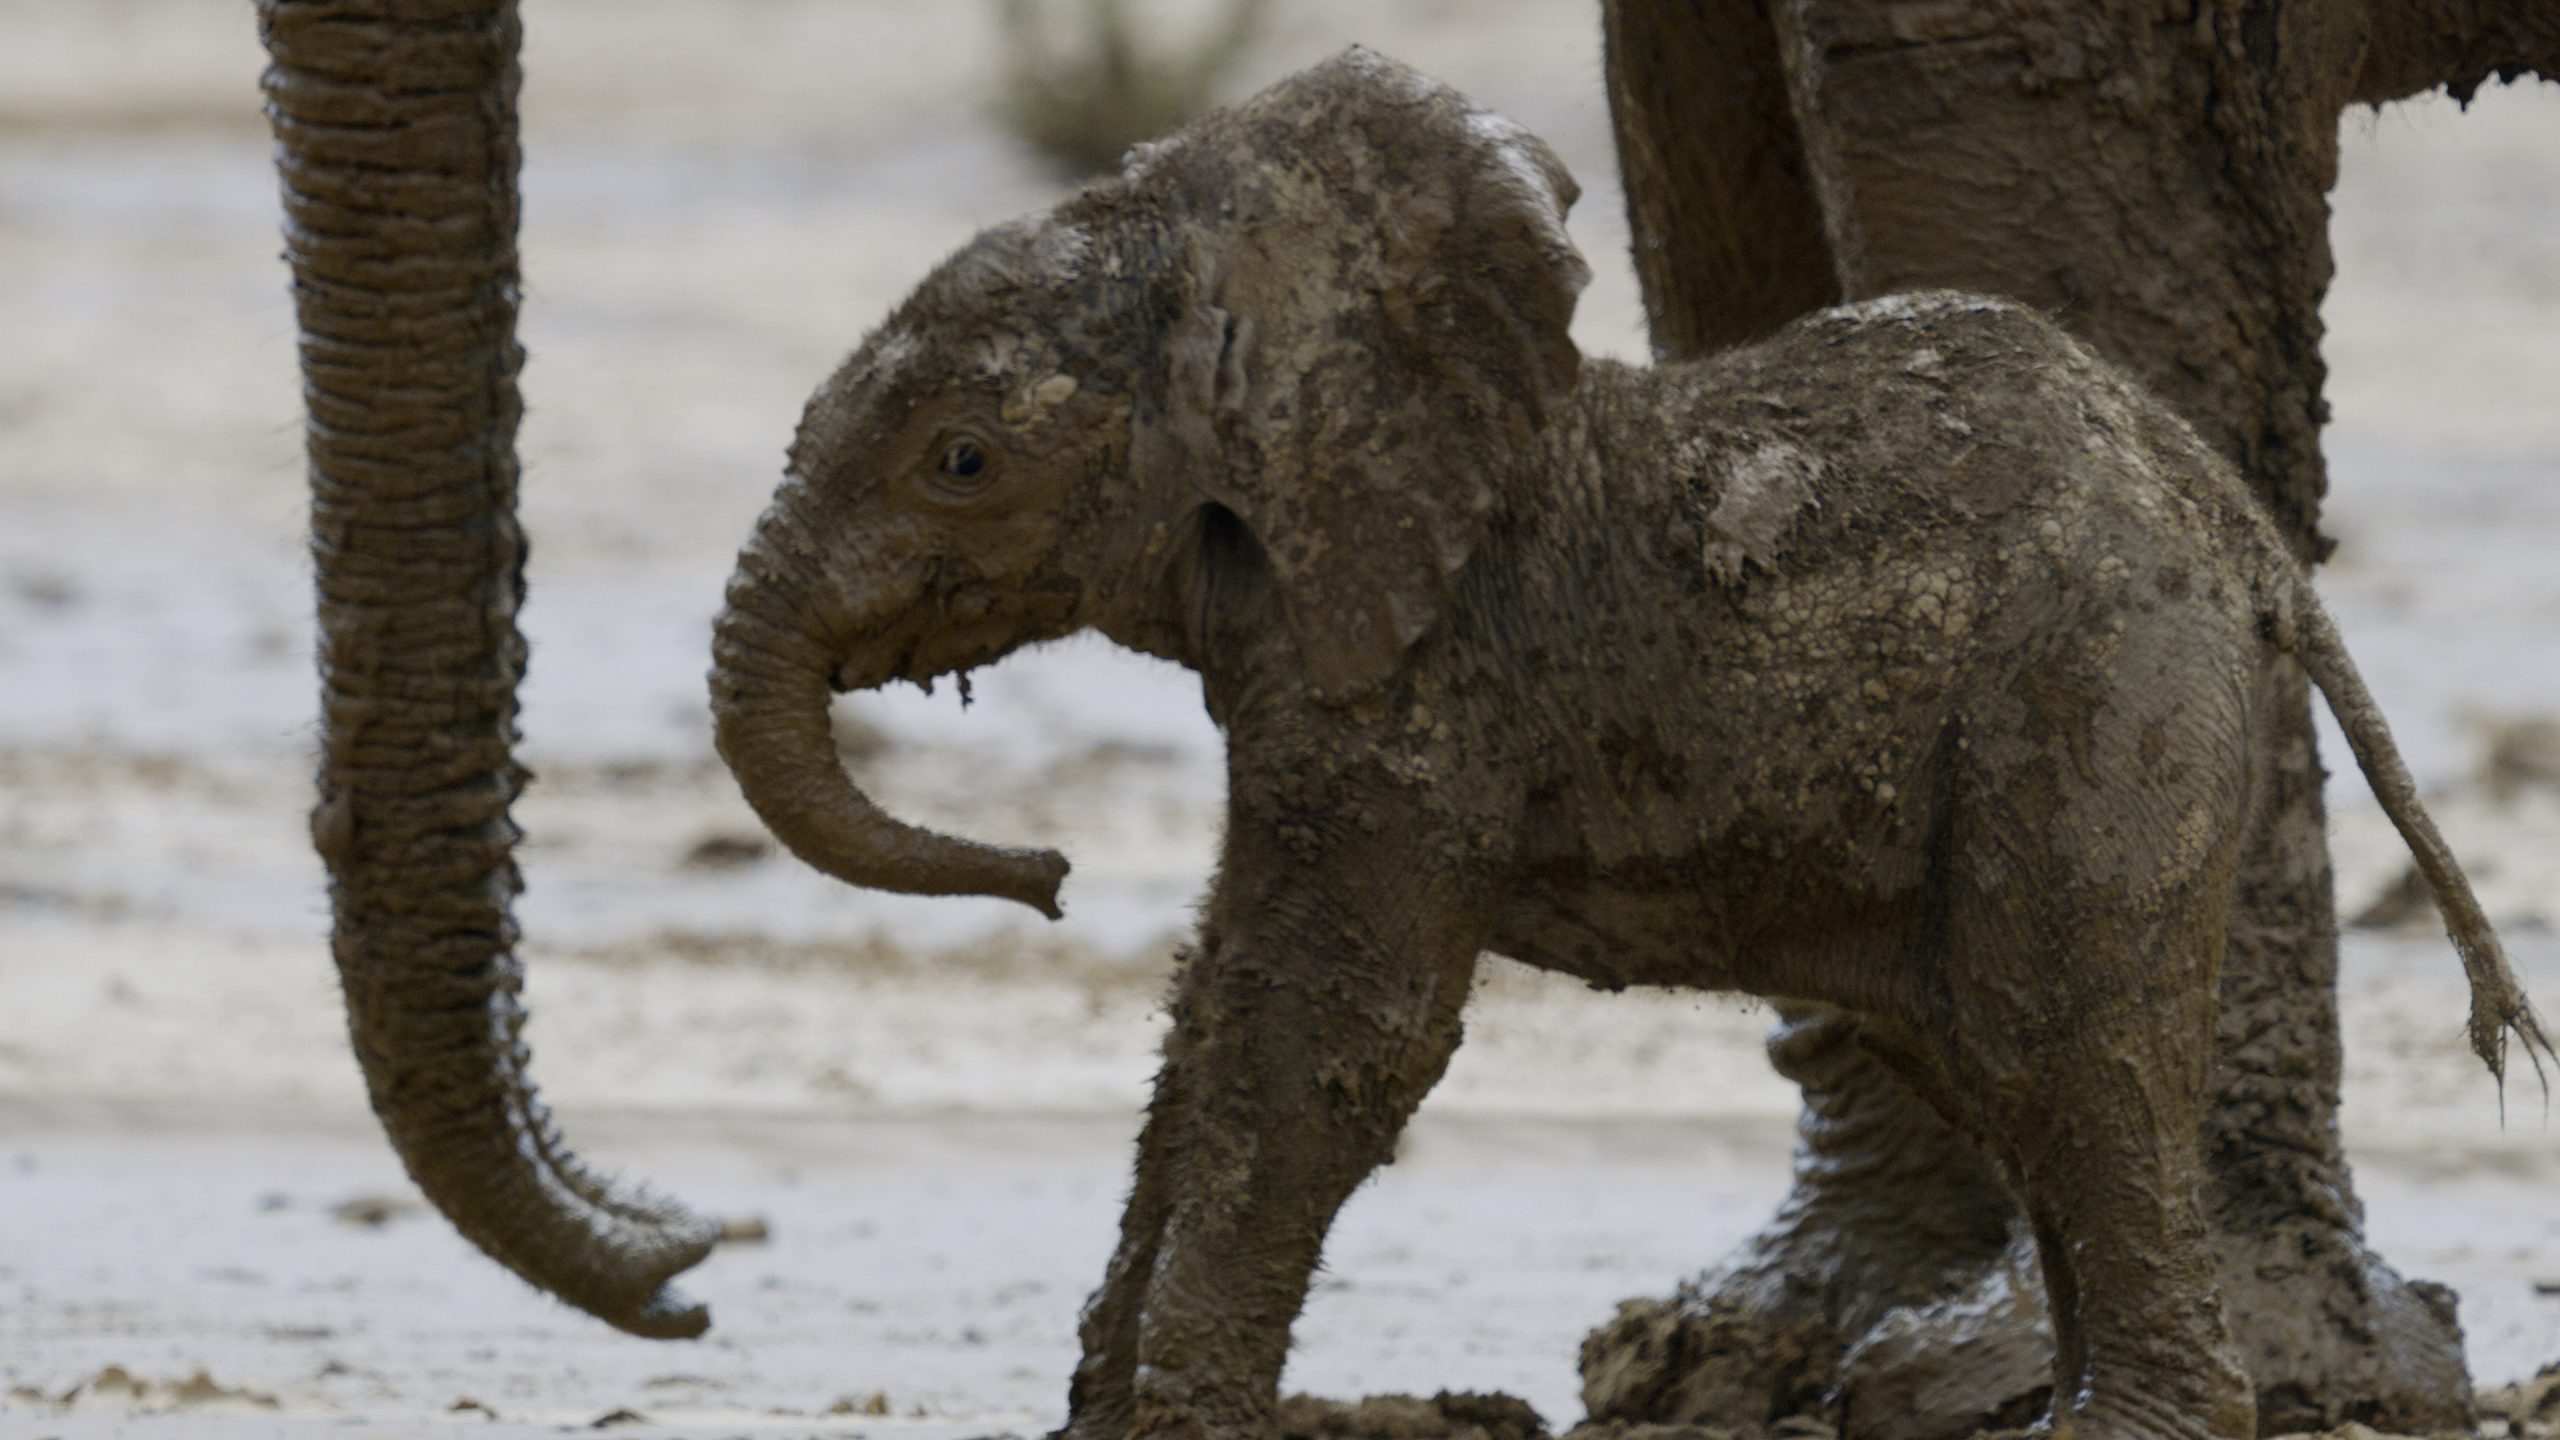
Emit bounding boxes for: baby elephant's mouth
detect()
[828,593,1082,696]
[823,632,993,697]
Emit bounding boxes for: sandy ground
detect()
[3,3,2559,1435]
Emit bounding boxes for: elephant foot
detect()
[1834,1230,2052,1440]
[1579,1009,2476,1437]
[1575,1157,2009,1434]
[1277,1391,1552,1440]
[1594,1210,2052,1440]
[1580,1006,2014,1435]
[1602,1201,2475,1440]
[1577,1288,1841,1431]
[1572,1147,2013,1435]
[1655,1205,2473,1440]
[2208,1214,2472,1433]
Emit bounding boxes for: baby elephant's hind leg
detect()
[1934,876,2255,1440]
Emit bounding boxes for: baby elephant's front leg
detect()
[1061,929,1215,1440]
[1122,849,1484,1440]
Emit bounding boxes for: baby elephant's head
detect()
[708,48,1589,916]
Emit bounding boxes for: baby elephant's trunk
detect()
[706,516,1070,918]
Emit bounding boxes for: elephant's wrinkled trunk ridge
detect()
[708,581,1070,917]
[260,0,717,1340]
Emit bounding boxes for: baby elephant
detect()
[706,48,2548,1440]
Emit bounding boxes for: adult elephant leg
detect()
[1580,1004,2024,1428]
[1597,0,1837,354]
[1774,1,2467,1430]
[261,0,714,1335]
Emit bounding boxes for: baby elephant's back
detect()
[1649,292,2280,812]
[1685,293,2273,894]
[1671,291,2280,652]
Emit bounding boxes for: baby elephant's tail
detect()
[2282,588,2554,1096]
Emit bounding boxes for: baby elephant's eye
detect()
[921,432,1000,504]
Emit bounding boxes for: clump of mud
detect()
[1576,1296,1844,1431]
[1280,1391,1554,1440]
[13,1366,280,1415]
[2485,1367,2560,1436]
[1277,1365,2560,1440]
[1282,1388,1841,1440]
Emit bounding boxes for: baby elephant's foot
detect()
[1054,1409,1137,1440]
[1123,1363,1289,1440]
[1123,1403,1271,1440]
[2050,1363,2255,1440]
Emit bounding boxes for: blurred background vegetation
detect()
[992,0,1270,174]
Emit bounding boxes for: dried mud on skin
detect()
[1275,1367,2560,1440]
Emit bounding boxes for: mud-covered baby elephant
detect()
[707,48,2548,1440]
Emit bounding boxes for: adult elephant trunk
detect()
[706,501,1070,918]
[261,0,715,1337]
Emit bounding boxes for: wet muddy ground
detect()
[6,1092,2558,1438]
[4,3,2559,1435]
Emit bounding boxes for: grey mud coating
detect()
[699,53,2548,1440]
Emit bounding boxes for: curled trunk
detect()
[262,0,714,1337]
[707,511,1070,917]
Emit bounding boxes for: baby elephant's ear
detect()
[1163,50,1590,701]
